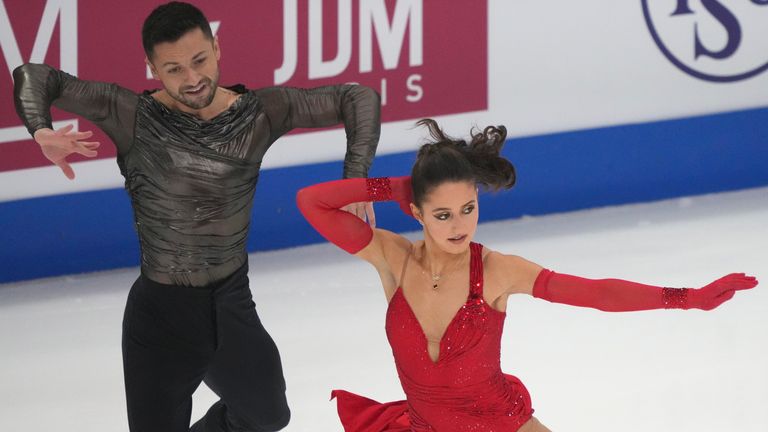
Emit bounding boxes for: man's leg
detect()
[122,276,216,432]
[191,272,290,432]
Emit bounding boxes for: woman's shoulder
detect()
[482,248,531,266]
[356,228,412,268]
[374,229,414,260]
[481,247,544,295]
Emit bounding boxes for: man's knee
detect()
[229,401,290,432]
[254,406,290,432]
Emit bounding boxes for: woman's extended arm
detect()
[531,269,757,311]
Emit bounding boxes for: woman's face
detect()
[411,181,479,254]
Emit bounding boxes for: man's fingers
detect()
[76,148,98,157]
[341,203,364,221]
[57,161,75,180]
[71,130,94,140]
[341,203,373,223]
[75,142,99,157]
[365,202,376,228]
[55,124,74,136]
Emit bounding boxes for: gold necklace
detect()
[422,250,469,290]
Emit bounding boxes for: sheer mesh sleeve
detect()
[13,63,138,156]
[254,84,381,178]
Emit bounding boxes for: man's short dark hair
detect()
[142,1,213,59]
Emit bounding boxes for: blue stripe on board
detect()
[1,106,767,283]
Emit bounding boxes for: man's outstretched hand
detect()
[33,124,100,180]
[342,202,376,227]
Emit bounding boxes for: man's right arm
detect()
[13,63,138,157]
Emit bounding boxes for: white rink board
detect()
[3,0,767,200]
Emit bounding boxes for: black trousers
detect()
[122,264,290,432]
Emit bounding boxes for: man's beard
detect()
[170,73,219,110]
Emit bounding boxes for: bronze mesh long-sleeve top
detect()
[13,63,381,286]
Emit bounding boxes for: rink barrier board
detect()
[1,106,767,284]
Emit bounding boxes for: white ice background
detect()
[1,186,766,431]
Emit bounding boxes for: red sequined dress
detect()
[332,242,534,431]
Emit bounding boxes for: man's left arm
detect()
[256,84,381,179]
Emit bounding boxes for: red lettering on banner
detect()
[0,0,487,173]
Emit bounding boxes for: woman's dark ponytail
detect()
[411,119,516,206]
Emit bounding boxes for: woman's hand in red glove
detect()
[390,176,414,217]
[690,273,758,310]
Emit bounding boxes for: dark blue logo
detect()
[642,0,768,82]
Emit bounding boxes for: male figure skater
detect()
[12,2,380,431]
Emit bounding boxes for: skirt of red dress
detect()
[331,374,533,432]
[331,390,410,431]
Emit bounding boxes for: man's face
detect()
[147,28,221,110]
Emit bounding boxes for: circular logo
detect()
[642,0,768,82]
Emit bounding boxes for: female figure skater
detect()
[296,119,758,431]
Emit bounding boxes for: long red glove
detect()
[533,270,757,311]
[297,177,413,254]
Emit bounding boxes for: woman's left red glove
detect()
[533,270,757,311]
[297,177,413,254]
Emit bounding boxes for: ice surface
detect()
[1,187,766,431]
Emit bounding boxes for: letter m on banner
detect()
[0,0,78,146]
